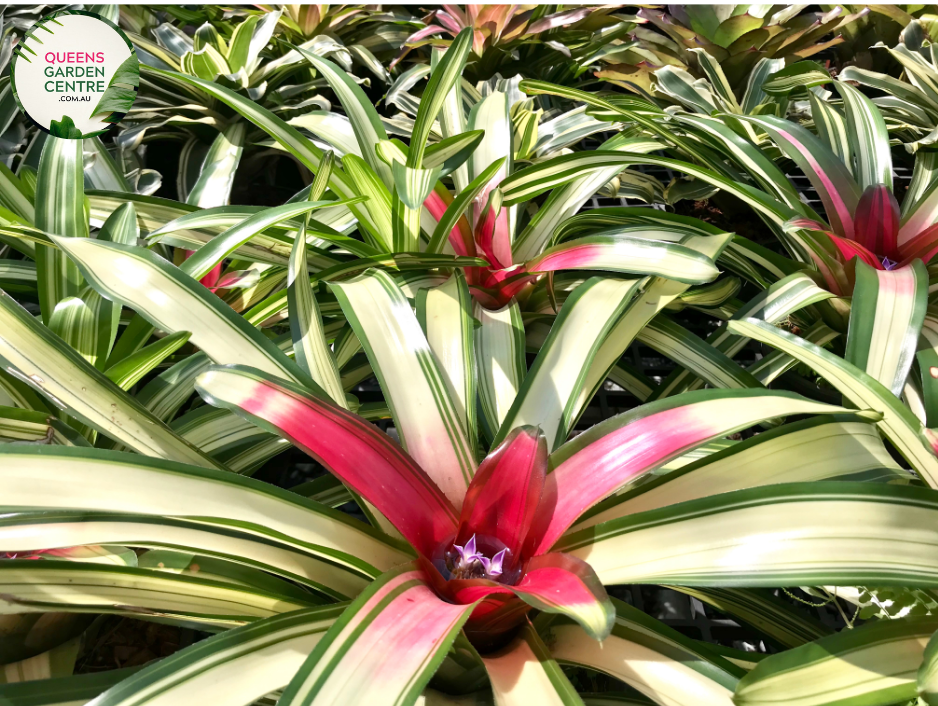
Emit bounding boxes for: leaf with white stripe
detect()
[89,606,343,706]
[0,290,219,468]
[576,414,899,528]
[482,624,584,706]
[729,317,938,487]
[542,599,741,706]
[835,80,893,192]
[34,137,86,324]
[185,122,245,209]
[417,271,476,450]
[475,299,526,441]
[0,561,310,628]
[53,237,316,389]
[330,268,476,508]
[495,277,643,451]
[278,563,476,706]
[0,445,410,581]
[846,260,928,396]
[735,616,938,706]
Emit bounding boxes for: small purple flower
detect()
[882,256,898,271]
[452,534,509,579]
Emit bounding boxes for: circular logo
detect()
[10,10,138,139]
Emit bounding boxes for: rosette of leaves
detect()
[840,18,938,153]
[0,125,936,706]
[121,5,411,209]
[636,4,869,91]
[397,4,648,85]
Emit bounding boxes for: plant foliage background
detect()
[4,3,938,706]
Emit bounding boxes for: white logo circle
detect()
[11,10,138,139]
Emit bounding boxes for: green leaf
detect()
[53,237,317,389]
[495,277,643,451]
[729,317,938,487]
[0,289,220,468]
[88,607,344,706]
[331,269,476,507]
[559,483,938,588]
[91,54,140,120]
[846,260,928,396]
[735,616,938,706]
[49,116,83,139]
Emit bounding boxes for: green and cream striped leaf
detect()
[0,289,219,468]
[575,414,900,528]
[655,272,834,398]
[185,122,245,209]
[0,162,34,224]
[0,562,311,628]
[499,151,801,228]
[291,46,391,188]
[34,137,86,324]
[571,233,734,422]
[495,277,643,451]
[87,606,344,706]
[147,69,379,241]
[179,200,355,281]
[542,599,742,706]
[526,235,720,285]
[426,158,504,254]
[408,28,472,169]
[47,294,107,371]
[0,446,411,577]
[330,268,476,508]
[135,351,211,423]
[638,316,763,395]
[82,136,132,192]
[52,237,316,389]
[173,407,287,475]
[512,131,666,263]
[669,587,832,650]
[475,299,526,441]
[0,510,365,600]
[417,271,476,450]
[835,80,894,191]
[741,57,784,113]
[288,223,345,407]
[242,254,487,328]
[0,405,89,446]
[920,628,938,705]
[807,93,853,173]
[481,624,584,706]
[846,260,928,397]
[748,322,838,385]
[729,317,938,487]
[734,616,938,706]
[558,483,938,587]
[278,563,476,706]
[104,330,191,391]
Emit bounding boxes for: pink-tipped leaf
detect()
[459,426,547,558]
[854,185,900,261]
[529,389,854,555]
[194,365,458,558]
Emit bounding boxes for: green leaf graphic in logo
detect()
[91,54,139,123]
[50,115,83,139]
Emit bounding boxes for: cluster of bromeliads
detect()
[4,3,938,705]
